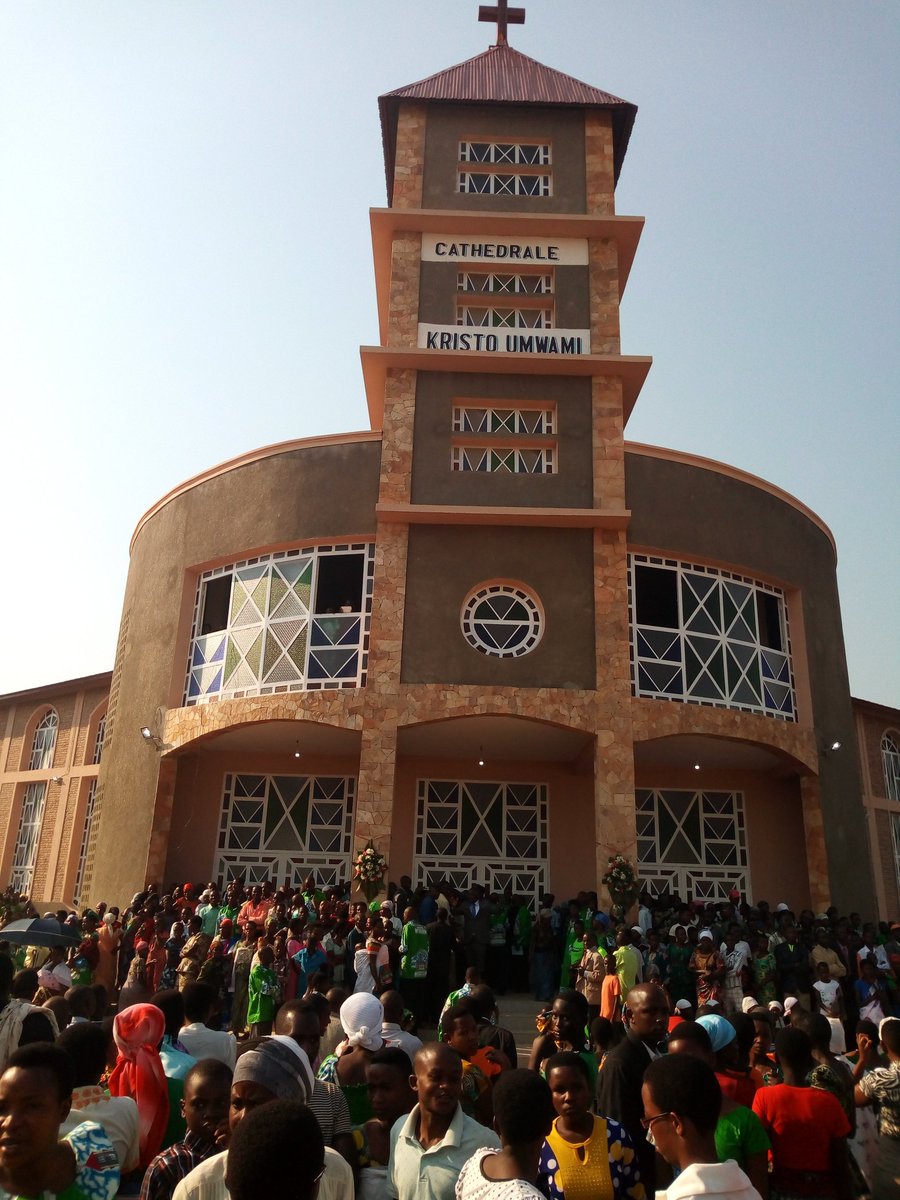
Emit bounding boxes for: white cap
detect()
[775,902,790,912]
[741,996,760,1013]
[768,1000,784,1012]
[674,998,692,1011]
[784,996,799,1012]
[698,928,714,941]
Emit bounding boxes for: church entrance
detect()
[214,771,356,889]
[412,778,549,909]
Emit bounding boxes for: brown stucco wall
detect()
[422,105,587,213]
[89,440,382,904]
[418,262,590,330]
[410,372,593,508]
[401,525,595,689]
[625,449,870,914]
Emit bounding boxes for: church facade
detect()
[0,35,884,915]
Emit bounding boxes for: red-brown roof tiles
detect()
[379,43,637,199]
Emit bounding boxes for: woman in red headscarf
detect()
[107,1003,170,1170]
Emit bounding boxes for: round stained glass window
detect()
[461,583,543,658]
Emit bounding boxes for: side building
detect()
[0,36,888,918]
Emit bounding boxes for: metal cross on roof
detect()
[478,0,525,46]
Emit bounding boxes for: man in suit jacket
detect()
[462,885,493,973]
[595,981,670,1191]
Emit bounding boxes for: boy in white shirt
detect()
[812,959,847,1053]
[641,1053,762,1200]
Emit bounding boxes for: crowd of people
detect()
[0,875,899,1200]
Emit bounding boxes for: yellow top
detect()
[546,1116,615,1200]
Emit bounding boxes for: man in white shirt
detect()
[387,1042,499,1200]
[179,982,237,1070]
[380,990,423,1060]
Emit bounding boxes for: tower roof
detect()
[379,43,637,200]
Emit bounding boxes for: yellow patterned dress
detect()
[538,1115,645,1200]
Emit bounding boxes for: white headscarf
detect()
[339,992,384,1052]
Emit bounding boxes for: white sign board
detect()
[418,324,592,355]
[421,233,588,266]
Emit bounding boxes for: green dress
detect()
[752,950,777,1004]
[667,943,694,1004]
[247,963,277,1025]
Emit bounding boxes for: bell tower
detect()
[353,8,652,890]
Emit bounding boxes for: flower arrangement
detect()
[602,853,640,917]
[353,840,387,902]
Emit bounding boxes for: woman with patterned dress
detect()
[752,932,779,1006]
[538,1052,645,1200]
[229,921,258,1036]
[690,930,725,1008]
[855,1016,900,1200]
[666,927,694,1007]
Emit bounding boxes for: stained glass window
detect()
[452,405,555,435]
[11,782,46,893]
[629,555,796,720]
[460,142,551,165]
[92,714,106,765]
[636,788,749,903]
[185,544,374,705]
[73,779,97,906]
[461,584,543,658]
[215,773,355,888]
[29,710,58,771]
[883,733,900,803]
[459,272,553,295]
[414,779,548,908]
[452,446,556,474]
[458,307,552,329]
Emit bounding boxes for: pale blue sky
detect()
[1,2,897,707]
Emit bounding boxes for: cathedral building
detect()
[0,18,887,916]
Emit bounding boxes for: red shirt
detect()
[717,1067,758,1108]
[753,1083,850,1174]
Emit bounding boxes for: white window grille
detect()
[461,583,543,658]
[185,543,375,705]
[414,779,548,910]
[458,272,553,295]
[460,142,551,165]
[73,779,98,906]
[452,446,556,474]
[636,788,750,904]
[458,307,552,329]
[214,773,355,889]
[883,733,900,803]
[92,714,107,765]
[11,782,47,893]
[458,172,551,197]
[452,405,555,435]
[629,554,796,720]
[29,711,58,771]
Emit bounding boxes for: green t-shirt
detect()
[400,921,429,979]
[715,1104,771,1168]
